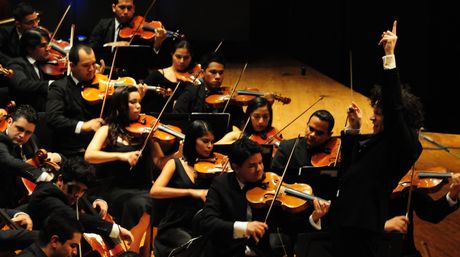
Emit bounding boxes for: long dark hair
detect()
[182,120,213,165]
[105,86,139,145]
[244,97,273,136]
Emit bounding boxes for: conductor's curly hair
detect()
[369,83,424,130]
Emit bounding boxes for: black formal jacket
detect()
[7,57,50,112]
[173,83,245,129]
[88,18,116,49]
[0,132,43,208]
[0,25,20,65]
[46,76,100,156]
[16,243,47,257]
[331,68,423,234]
[200,172,273,257]
[0,209,38,251]
[26,182,113,236]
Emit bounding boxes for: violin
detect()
[310,137,341,167]
[194,152,232,178]
[246,172,326,214]
[81,74,173,104]
[0,64,14,78]
[119,16,184,41]
[0,101,16,133]
[175,64,202,83]
[249,127,283,145]
[22,149,60,195]
[205,87,291,108]
[392,166,450,197]
[38,26,69,78]
[126,113,184,144]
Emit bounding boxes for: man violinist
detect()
[45,44,106,158]
[17,213,83,257]
[0,2,40,65]
[88,0,167,53]
[199,137,329,257]
[0,104,60,209]
[173,52,246,129]
[7,27,54,112]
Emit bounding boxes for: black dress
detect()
[95,141,154,229]
[143,70,187,114]
[154,158,205,257]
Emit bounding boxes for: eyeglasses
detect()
[22,17,40,26]
[66,182,88,195]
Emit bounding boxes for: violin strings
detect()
[264,136,300,223]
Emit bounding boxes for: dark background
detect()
[1,0,459,133]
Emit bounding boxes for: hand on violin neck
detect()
[346,102,362,130]
[262,92,275,105]
[82,118,105,132]
[92,199,108,218]
[153,26,167,48]
[311,198,331,223]
[384,215,409,234]
[11,212,33,231]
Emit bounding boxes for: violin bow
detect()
[130,81,182,171]
[222,62,248,113]
[404,165,417,219]
[75,199,83,257]
[67,24,75,76]
[264,136,300,223]
[262,96,324,144]
[127,0,158,46]
[48,3,72,47]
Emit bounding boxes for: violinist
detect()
[143,39,196,114]
[0,2,40,65]
[6,28,54,112]
[46,44,106,157]
[328,21,423,257]
[149,120,212,257]
[271,110,335,182]
[0,208,37,251]
[84,86,180,252]
[16,213,83,257]
[0,105,60,209]
[384,173,460,257]
[26,157,134,245]
[217,97,282,149]
[173,52,246,129]
[199,137,329,257]
[88,0,167,52]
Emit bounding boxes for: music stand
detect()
[93,45,155,79]
[297,166,339,201]
[213,144,273,171]
[191,112,231,141]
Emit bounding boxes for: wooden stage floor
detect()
[224,57,460,257]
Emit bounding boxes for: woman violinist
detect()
[142,40,198,114]
[84,85,180,252]
[217,97,282,152]
[149,120,214,257]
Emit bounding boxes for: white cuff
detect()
[75,121,84,134]
[446,193,458,207]
[382,55,396,70]
[110,224,120,238]
[36,171,51,182]
[309,214,322,230]
[233,221,249,239]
